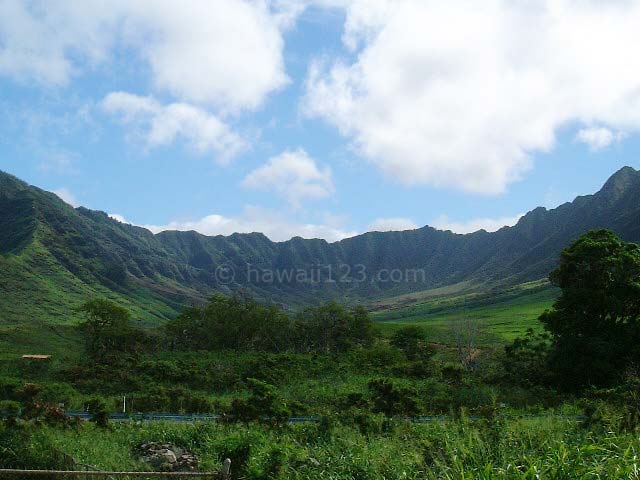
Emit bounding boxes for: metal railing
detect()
[0,459,231,480]
[0,471,225,477]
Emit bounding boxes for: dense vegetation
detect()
[2,168,640,478]
[3,416,640,478]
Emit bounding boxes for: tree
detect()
[503,328,552,387]
[390,325,434,361]
[167,294,375,354]
[367,378,418,417]
[295,302,374,353]
[450,318,484,371]
[76,298,143,361]
[166,293,294,352]
[229,378,290,425]
[541,230,640,389]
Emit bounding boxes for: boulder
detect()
[136,441,198,471]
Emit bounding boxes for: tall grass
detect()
[3,415,639,479]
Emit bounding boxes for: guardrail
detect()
[0,470,226,477]
[2,409,586,424]
[61,411,585,423]
[63,411,321,423]
[0,460,231,479]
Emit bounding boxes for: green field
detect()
[373,281,557,344]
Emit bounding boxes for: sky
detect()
[1,0,640,242]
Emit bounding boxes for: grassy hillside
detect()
[1,166,639,330]
[374,280,558,344]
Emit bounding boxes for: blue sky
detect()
[1,1,639,241]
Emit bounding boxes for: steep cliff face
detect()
[1,167,639,323]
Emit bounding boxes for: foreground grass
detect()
[2,416,639,479]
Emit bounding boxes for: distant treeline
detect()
[76,293,375,362]
[166,293,374,353]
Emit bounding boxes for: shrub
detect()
[390,325,435,361]
[441,363,465,384]
[127,387,214,413]
[349,343,405,373]
[87,397,109,427]
[0,400,21,424]
[367,378,418,417]
[503,329,552,387]
[229,379,291,425]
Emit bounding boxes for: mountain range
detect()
[1,167,639,325]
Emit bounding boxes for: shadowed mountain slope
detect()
[1,167,639,324]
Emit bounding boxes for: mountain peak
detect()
[0,170,29,197]
[597,166,639,202]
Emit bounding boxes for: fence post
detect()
[222,458,231,480]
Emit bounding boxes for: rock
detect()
[136,441,198,472]
[160,449,177,464]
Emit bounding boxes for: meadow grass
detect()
[5,415,639,479]
[374,285,556,345]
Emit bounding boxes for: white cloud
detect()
[102,92,246,162]
[432,213,524,234]
[0,0,292,111]
[304,0,640,194]
[109,213,128,224]
[575,127,626,151]
[242,149,334,206]
[368,217,417,232]
[53,187,80,207]
[138,206,357,242]
[0,1,116,86]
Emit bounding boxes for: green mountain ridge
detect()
[1,167,640,325]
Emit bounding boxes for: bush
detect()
[21,402,73,427]
[229,379,291,425]
[349,343,405,373]
[441,363,465,384]
[0,424,61,469]
[390,325,435,361]
[0,400,21,422]
[581,375,640,432]
[503,329,552,387]
[367,378,418,417]
[127,387,214,413]
[87,397,109,427]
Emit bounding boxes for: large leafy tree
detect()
[541,230,640,389]
[166,293,293,352]
[295,302,374,353]
[77,298,145,361]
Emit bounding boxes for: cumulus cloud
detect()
[53,187,80,207]
[0,0,291,111]
[0,1,116,85]
[575,127,626,151]
[114,206,357,242]
[102,92,246,162]
[432,213,524,234]
[242,149,334,206]
[368,217,418,232]
[304,0,640,194]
